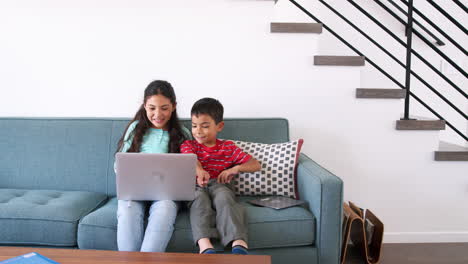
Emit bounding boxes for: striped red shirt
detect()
[180,139,252,179]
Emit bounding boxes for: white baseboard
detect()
[384,232,468,243]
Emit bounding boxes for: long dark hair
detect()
[117,80,187,153]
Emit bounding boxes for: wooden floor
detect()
[345,243,468,264]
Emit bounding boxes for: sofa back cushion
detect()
[0,119,113,193]
[0,118,289,196]
[191,118,290,144]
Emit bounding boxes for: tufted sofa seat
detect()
[0,189,106,246]
[77,197,316,252]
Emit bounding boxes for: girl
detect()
[116,80,189,252]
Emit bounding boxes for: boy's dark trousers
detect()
[189,179,248,247]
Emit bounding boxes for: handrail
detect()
[368,1,468,99]
[287,0,468,141]
[396,0,467,56]
[386,0,444,46]
[427,0,468,35]
[318,0,467,119]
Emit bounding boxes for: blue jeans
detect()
[117,200,178,252]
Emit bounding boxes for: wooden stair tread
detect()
[396,119,446,130]
[270,22,323,33]
[356,88,406,99]
[435,142,468,161]
[314,55,365,66]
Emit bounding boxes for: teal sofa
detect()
[0,117,343,264]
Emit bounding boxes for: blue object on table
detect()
[0,252,60,264]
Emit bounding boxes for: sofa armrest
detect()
[297,153,343,264]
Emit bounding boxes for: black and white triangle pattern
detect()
[232,139,302,199]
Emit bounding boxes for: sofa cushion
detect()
[237,197,315,249]
[77,197,118,250]
[77,196,315,251]
[0,189,107,246]
[0,119,113,193]
[232,140,304,199]
[169,197,316,251]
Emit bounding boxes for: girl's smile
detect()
[144,94,175,130]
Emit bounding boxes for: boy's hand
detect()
[217,166,240,184]
[197,169,211,187]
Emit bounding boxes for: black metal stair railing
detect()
[392,0,467,55]
[453,0,468,13]
[287,0,468,142]
[382,1,467,78]
[386,0,445,46]
[427,0,467,35]
[364,0,467,99]
[402,0,414,121]
[317,0,466,121]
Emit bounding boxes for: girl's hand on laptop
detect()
[217,166,240,184]
[197,170,211,187]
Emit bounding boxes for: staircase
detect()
[266,0,467,161]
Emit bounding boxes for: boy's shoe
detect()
[232,245,249,255]
[201,248,216,254]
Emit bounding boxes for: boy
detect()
[180,97,261,254]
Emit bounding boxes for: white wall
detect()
[0,0,467,243]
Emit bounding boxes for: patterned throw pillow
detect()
[232,139,304,199]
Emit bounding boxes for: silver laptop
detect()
[115,153,197,201]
